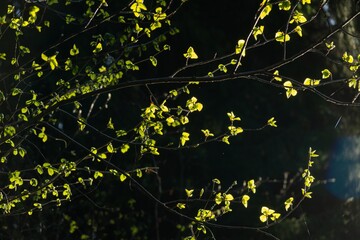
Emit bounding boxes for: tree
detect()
[0,0,359,239]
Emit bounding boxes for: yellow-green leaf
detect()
[260,4,272,19]
[267,117,277,127]
[130,0,147,18]
[278,0,291,11]
[94,171,103,179]
[93,42,103,53]
[150,56,157,66]
[183,46,198,59]
[253,26,264,40]
[290,11,307,24]
[107,143,114,153]
[242,195,250,208]
[275,31,290,42]
[284,197,294,211]
[294,26,302,37]
[222,136,230,145]
[180,132,190,146]
[283,81,297,98]
[120,174,127,182]
[185,189,194,198]
[235,39,246,56]
[41,53,58,70]
[273,70,282,82]
[176,203,186,209]
[247,179,256,194]
[70,44,79,56]
[303,78,320,86]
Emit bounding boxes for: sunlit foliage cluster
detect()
[0,0,359,239]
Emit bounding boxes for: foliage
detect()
[0,0,359,239]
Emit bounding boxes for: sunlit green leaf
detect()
[70,44,79,56]
[275,31,290,42]
[260,4,272,19]
[183,46,198,59]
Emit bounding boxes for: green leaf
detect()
[278,1,291,11]
[19,46,30,55]
[98,153,107,159]
[242,195,250,208]
[253,26,264,40]
[120,174,127,182]
[325,41,335,50]
[185,189,194,197]
[267,117,277,127]
[107,143,114,153]
[136,169,142,178]
[150,56,157,66]
[130,0,147,17]
[301,188,312,198]
[18,147,27,158]
[275,31,290,42]
[94,171,104,179]
[247,179,256,194]
[176,203,186,209]
[228,125,243,136]
[290,11,307,24]
[121,144,130,153]
[180,132,190,146]
[260,4,272,19]
[309,147,319,158]
[284,197,294,211]
[65,14,76,24]
[186,97,203,112]
[70,44,79,56]
[153,7,167,21]
[183,46,198,59]
[227,111,241,121]
[201,129,214,137]
[283,81,297,98]
[34,203,42,210]
[321,69,331,79]
[303,78,320,86]
[212,178,221,184]
[294,26,302,37]
[11,58,17,65]
[218,64,227,73]
[199,188,204,198]
[222,136,230,144]
[77,117,86,131]
[36,165,43,175]
[273,70,282,81]
[41,53,58,70]
[30,178,38,187]
[8,5,15,14]
[235,39,246,56]
[93,42,103,53]
[11,88,22,96]
[48,168,55,176]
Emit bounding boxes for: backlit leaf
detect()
[70,44,79,56]
[260,4,272,19]
[275,31,290,42]
[183,46,198,59]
